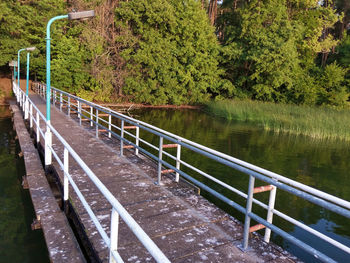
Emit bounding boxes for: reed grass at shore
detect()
[205,100,350,141]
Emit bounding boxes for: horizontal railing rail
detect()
[29,82,350,263]
[14,83,170,263]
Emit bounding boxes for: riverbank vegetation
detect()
[0,0,349,106]
[206,100,350,140]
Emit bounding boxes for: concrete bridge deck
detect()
[18,85,299,262]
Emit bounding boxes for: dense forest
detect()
[0,0,349,106]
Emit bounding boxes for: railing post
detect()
[68,97,71,116]
[109,208,119,263]
[45,128,52,166]
[64,148,69,203]
[23,93,26,111]
[90,106,93,127]
[242,175,255,250]
[20,92,23,108]
[36,111,40,143]
[95,109,99,138]
[264,185,277,243]
[108,113,112,138]
[78,101,81,126]
[157,137,163,185]
[30,103,33,128]
[175,143,181,182]
[120,120,124,156]
[24,97,29,120]
[60,92,62,112]
[135,126,139,156]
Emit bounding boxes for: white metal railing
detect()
[13,82,170,263]
[27,82,350,262]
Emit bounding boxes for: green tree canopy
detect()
[115,0,234,105]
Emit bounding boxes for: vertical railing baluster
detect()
[60,93,62,112]
[78,101,82,126]
[24,97,28,120]
[109,208,119,263]
[30,103,33,128]
[95,109,99,138]
[36,111,40,143]
[242,175,255,250]
[157,137,163,185]
[68,97,71,116]
[175,142,181,182]
[108,113,112,138]
[135,126,139,156]
[120,120,124,156]
[264,185,277,243]
[64,148,69,204]
[90,106,93,127]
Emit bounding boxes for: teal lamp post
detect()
[25,47,36,96]
[17,47,36,107]
[24,47,36,120]
[17,48,26,89]
[45,10,95,167]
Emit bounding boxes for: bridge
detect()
[9,79,350,263]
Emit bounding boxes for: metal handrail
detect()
[14,83,170,263]
[47,84,350,209]
[30,82,350,262]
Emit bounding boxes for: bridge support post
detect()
[95,109,99,138]
[68,97,71,116]
[36,112,40,143]
[242,175,255,250]
[175,143,181,182]
[29,103,33,128]
[24,98,29,120]
[64,148,69,204]
[120,120,124,156]
[264,185,277,243]
[135,126,139,156]
[45,127,52,166]
[157,137,163,185]
[109,208,119,263]
[78,101,81,126]
[108,113,112,138]
[60,93,62,112]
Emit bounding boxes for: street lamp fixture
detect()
[17,48,26,89]
[68,10,95,20]
[17,46,36,109]
[44,10,94,166]
[26,47,36,52]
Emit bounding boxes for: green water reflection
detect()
[130,108,350,262]
[0,106,49,262]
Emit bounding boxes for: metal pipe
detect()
[264,185,277,242]
[109,209,119,263]
[157,137,163,185]
[120,120,124,156]
[242,175,255,250]
[64,148,69,201]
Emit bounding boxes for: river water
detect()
[129,108,350,262]
[0,106,49,262]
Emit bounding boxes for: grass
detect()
[205,100,350,141]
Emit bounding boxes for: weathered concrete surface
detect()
[10,101,85,263]
[26,87,301,263]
